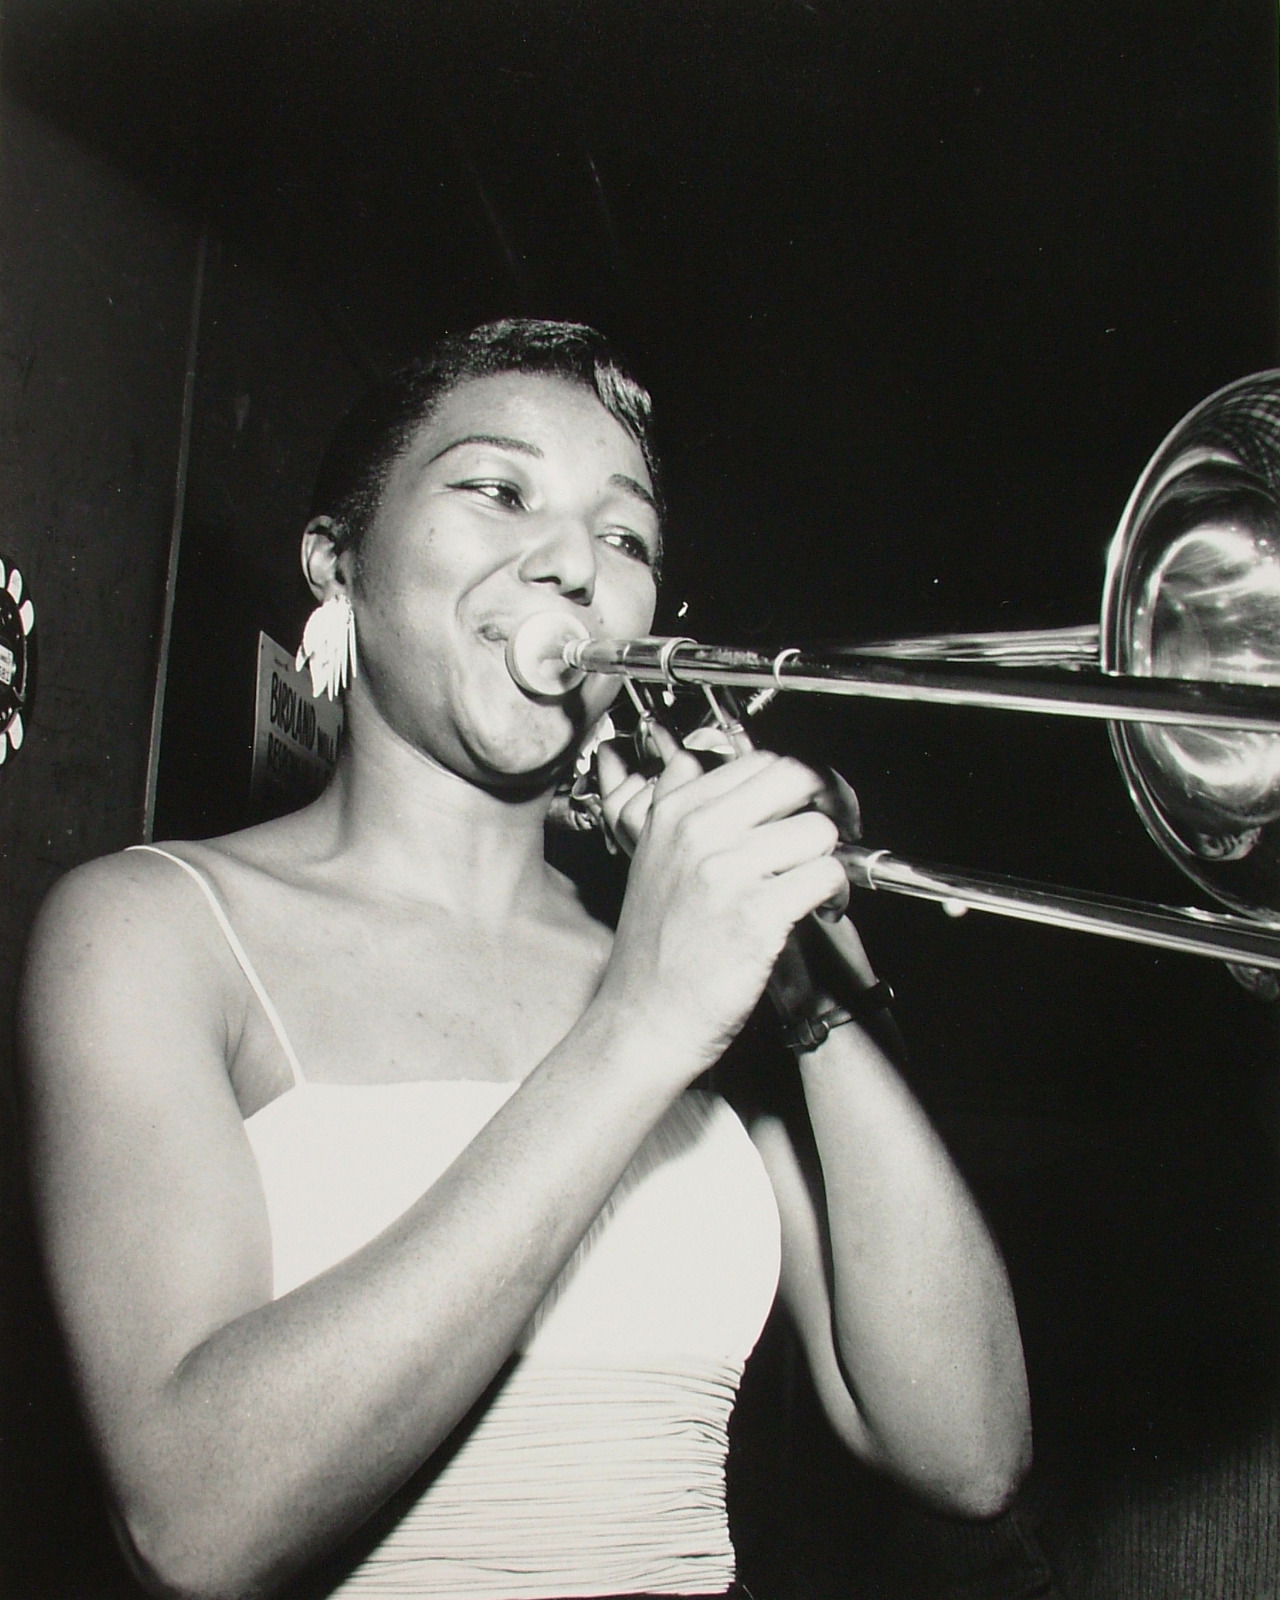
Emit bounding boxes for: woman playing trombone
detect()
[20,319,1030,1600]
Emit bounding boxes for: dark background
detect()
[1,3,1278,1595]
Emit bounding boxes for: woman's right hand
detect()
[594,728,849,1077]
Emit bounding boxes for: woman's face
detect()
[347,371,660,786]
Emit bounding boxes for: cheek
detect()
[636,585,659,633]
[355,510,464,610]
[354,537,457,654]
[604,568,659,638]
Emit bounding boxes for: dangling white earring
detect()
[296,591,358,700]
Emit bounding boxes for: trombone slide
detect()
[841,847,1280,970]
[562,636,1280,733]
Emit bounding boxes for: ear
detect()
[301,516,348,602]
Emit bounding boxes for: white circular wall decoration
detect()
[0,552,35,765]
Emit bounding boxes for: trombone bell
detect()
[1104,371,1280,920]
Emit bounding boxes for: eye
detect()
[600,529,656,567]
[452,479,526,511]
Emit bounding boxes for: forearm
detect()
[799,1024,1030,1514]
[112,1004,683,1600]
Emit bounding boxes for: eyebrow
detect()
[428,437,659,517]
[609,473,658,515]
[427,433,544,465]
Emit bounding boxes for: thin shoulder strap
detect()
[128,845,307,1088]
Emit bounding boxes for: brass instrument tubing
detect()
[564,637,1280,732]
[842,846,1280,968]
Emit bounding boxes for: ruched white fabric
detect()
[127,849,782,1600]
[246,1083,781,1599]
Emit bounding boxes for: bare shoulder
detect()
[23,801,317,966]
[25,846,223,986]
[21,847,276,1427]
[18,846,245,1108]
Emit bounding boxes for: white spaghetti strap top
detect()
[125,842,783,1599]
[126,845,307,1088]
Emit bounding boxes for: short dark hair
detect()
[311,319,663,562]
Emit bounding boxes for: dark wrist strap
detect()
[779,979,896,1055]
[778,1004,855,1053]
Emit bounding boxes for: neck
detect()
[312,703,562,924]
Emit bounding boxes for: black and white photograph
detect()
[1,5,1278,1598]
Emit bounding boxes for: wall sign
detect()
[0,553,35,766]
[250,631,344,815]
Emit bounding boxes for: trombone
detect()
[509,370,1280,975]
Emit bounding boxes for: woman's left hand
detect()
[766,910,877,1028]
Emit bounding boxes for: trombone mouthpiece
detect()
[505,611,592,697]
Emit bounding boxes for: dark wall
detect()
[0,99,196,1040]
[0,103,366,1592]
[150,242,361,843]
[1,4,1278,1596]
[0,101,199,1596]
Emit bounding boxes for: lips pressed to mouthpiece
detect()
[505,611,593,697]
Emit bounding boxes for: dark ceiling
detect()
[5,1,1277,644]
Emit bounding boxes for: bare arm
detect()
[599,737,1031,1518]
[753,1017,1031,1518]
[21,751,846,1600]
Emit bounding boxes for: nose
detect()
[516,513,597,605]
